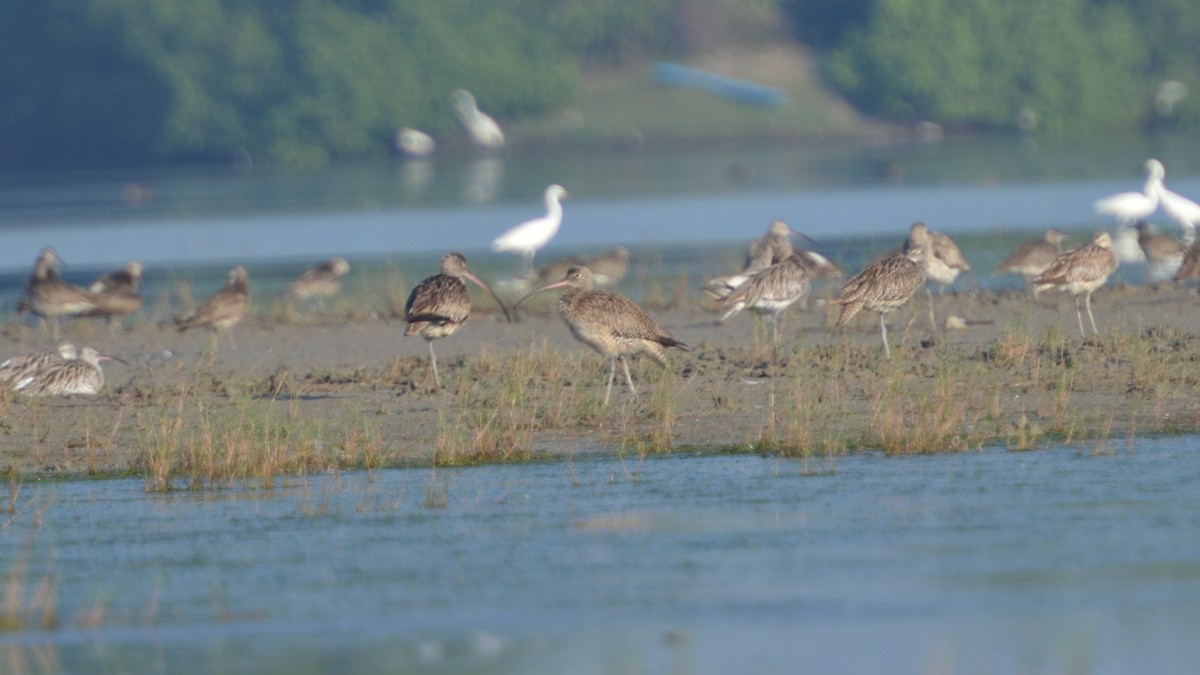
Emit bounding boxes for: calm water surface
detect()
[3,438,1200,673]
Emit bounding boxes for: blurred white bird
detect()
[452,89,504,151]
[1153,162,1200,245]
[1094,158,1164,262]
[492,184,568,272]
[395,127,436,157]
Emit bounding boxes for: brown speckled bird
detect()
[1173,239,1200,282]
[704,220,837,299]
[23,247,97,341]
[994,229,1068,295]
[0,343,77,387]
[515,265,688,405]
[86,261,144,334]
[721,253,811,344]
[834,247,927,358]
[404,252,510,387]
[13,346,112,396]
[905,222,970,328]
[1034,231,1118,337]
[177,266,251,352]
[1134,222,1187,281]
[289,257,350,304]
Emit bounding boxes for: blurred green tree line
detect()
[0,0,1195,171]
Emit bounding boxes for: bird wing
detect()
[404,275,469,324]
[574,291,686,348]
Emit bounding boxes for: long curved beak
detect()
[789,228,819,247]
[463,272,512,323]
[514,278,572,309]
[98,353,130,366]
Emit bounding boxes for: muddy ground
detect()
[4,281,1200,479]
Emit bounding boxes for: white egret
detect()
[1093,158,1164,262]
[492,184,568,272]
[1153,163,1200,244]
[451,89,504,151]
[395,127,435,157]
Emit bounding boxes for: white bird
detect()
[1152,163,1200,245]
[1093,159,1164,263]
[451,89,504,151]
[395,127,436,157]
[492,184,568,272]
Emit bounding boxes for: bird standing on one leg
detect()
[1034,232,1119,337]
[515,265,688,406]
[404,252,511,388]
[834,247,927,359]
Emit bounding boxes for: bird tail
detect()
[835,300,863,327]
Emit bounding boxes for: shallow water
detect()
[3,437,1200,673]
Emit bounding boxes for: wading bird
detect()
[0,343,77,387]
[515,265,688,406]
[834,247,927,359]
[177,266,251,352]
[492,184,568,273]
[1034,232,1119,337]
[13,346,118,397]
[1134,222,1187,281]
[289,258,351,308]
[23,247,97,341]
[86,260,144,334]
[994,229,1069,294]
[720,254,811,345]
[905,222,970,328]
[451,89,504,151]
[404,252,511,388]
[1094,159,1164,262]
[703,220,838,300]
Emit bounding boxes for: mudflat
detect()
[4,282,1200,479]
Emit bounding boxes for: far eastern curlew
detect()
[404,252,511,388]
[720,254,811,345]
[177,266,251,352]
[515,265,688,406]
[1034,231,1119,337]
[0,343,77,387]
[86,260,144,334]
[834,247,927,359]
[994,229,1068,294]
[704,220,837,300]
[13,346,117,396]
[905,222,970,328]
[24,247,98,341]
[533,246,631,290]
[1133,222,1187,281]
[289,257,351,306]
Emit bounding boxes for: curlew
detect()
[515,265,688,406]
[451,89,504,151]
[24,247,98,341]
[532,246,630,291]
[1134,222,1187,281]
[177,266,251,352]
[492,184,568,273]
[1034,232,1119,337]
[86,261,144,334]
[905,222,970,328]
[994,229,1069,295]
[834,247,927,359]
[1173,239,1200,281]
[289,257,351,306]
[704,220,837,300]
[1094,159,1164,262]
[404,252,511,388]
[13,346,115,396]
[720,254,811,345]
[0,343,77,387]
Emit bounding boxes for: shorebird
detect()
[451,89,504,151]
[177,266,251,352]
[703,220,838,299]
[289,258,350,307]
[0,343,77,387]
[1174,240,1200,281]
[994,229,1069,294]
[834,247,927,359]
[23,247,98,341]
[720,254,811,345]
[492,184,568,273]
[13,346,115,396]
[515,265,688,406]
[1034,232,1119,337]
[533,246,632,291]
[404,252,511,388]
[1094,159,1164,262]
[905,222,970,328]
[86,260,144,334]
[1133,222,1187,280]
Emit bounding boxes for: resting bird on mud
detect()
[404,252,510,388]
[994,229,1068,295]
[515,265,688,406]
[905,222,970,328]
[177,266,251,352]
[1034,231,1118,337]
[704,220,839,300]
[86,260,144,334]
[0,343,77,388]
[12,346,117,397]
[834,246,927,359]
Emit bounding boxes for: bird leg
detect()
[428,340,441,388]
[227,329,239,352]
[1084,292,1099,336]
[523,251,536,276]
[1073,295,1086,338]
[926,287,937,330]
[603,358,617,406]
[879,312,892,359]
[620,356,639,401]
